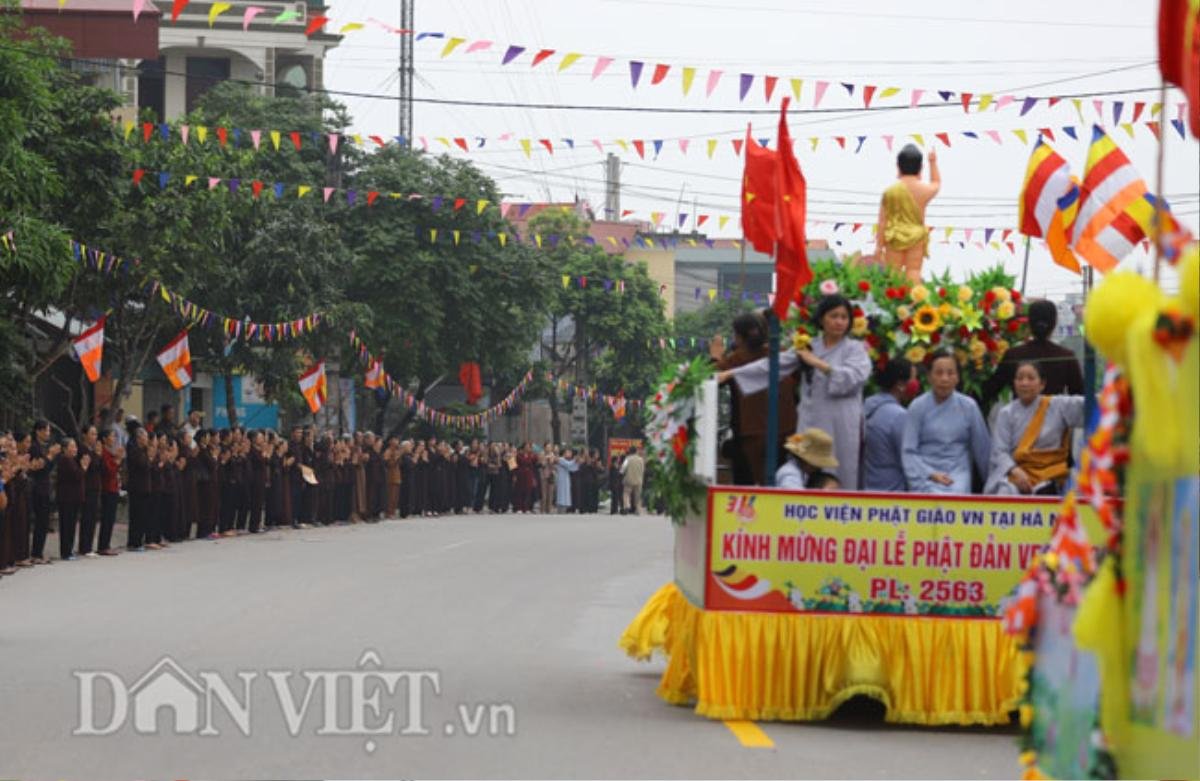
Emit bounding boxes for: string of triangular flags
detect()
[69,238,325,342]
[125,117,1188,159]
[127,169,1035,240]
[84,3,1187,118]
[554,377,642,419]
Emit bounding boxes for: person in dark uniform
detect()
[608,454,624,515]
[55,438,87,560]
[28,420,59,564]
[97,428,122,556]
[78,425,104,557]
[195,430,218,539]
[248,430,269,534]
[367,436,387,521]
[125,424,153,551]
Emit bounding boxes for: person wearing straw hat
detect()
[776,428,841,491]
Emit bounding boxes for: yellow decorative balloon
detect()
[1083,271,1163,366]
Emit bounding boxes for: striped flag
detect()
[1018,139,1082,274]
[1072,126,1151,272]
[299,361,327,413]
[72,316,105,383]
[156,331,193,390]
[364,359,384,390]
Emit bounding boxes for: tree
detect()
[0,10,126,429]
[528,209,668,444]
[342,147,556,436]
[671,297,758,356]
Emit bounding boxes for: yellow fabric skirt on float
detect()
[620,583,1026,726]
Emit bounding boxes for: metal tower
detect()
[398,0,414,147]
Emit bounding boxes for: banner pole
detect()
[765,243,780,486]
[1019,236,1032,296]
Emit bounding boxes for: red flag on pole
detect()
[772,97,811,320]
[1159,0,1200,137]
[740,124,778,255]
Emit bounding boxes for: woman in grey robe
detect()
[721,296,870,489]
[555,450,578,511]
[985,360,1085,495]
[902,350,991,494]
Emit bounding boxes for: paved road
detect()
[0,512,1019,779]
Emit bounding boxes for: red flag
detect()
[1159,0,1200,137]
[458,362,483,405]
[740,124,778,256]
[773,97,810,321]
[171,0,189,22]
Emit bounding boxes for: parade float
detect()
[619,266,1109,726]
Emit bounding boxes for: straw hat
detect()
[784,428,839,470]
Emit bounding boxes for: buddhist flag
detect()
[609,391,626,421]
[72,316,105,383]
[772,97,811,320]
[156,331,193,390]
[1072,126,1150,272]
[1018,139,1081,273]
[364,359,384,390]
[299,361,327,413]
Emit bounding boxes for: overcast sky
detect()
[322,0,1198,299]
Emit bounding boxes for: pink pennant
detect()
[705,69,723,97]
[882,134,894,151]
[133,0,147,21]
[328,133,339,154]
[498,132,514,141]
[909,88,924,108]
[242,5,265,30]
[250,129,262,150]
[180,124,190,145]
[321,186,333,202]
[591,139,604,153]
[1093,99,1104,117]
[466,40,493,53]
[813,80,830,108]
[678,138,690,155]
[985,129,1002,144]
[591,56,614,80]
[207,177,220,190]
[994,95,1015,111]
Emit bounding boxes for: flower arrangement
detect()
[644,357,712,525]
[787,258,1028,397]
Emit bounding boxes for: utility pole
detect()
[398,0,414,148]
[603,153,620,220]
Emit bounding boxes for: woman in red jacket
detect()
[98,428,123,556]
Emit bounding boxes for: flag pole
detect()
[1019,236,1032,296]
[1082,264,1097,422]
[765,245,780,487]
[1152,78,1169,283]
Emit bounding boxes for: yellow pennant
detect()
[879,86,900,100]
[706,138,717,158]
[441,37,466,57]
[1151,102,1163,117]
[790,78,803,101]
[910,133,924,147]
[688,238,697,246]
[644,237,655,248]
[184,174,197,186]
[208,2,231,26]
[430,228,438,243]
[615,139,629,152]
[270,130,281,150]
[160,285,172,303]
[519,138,532,158]
[340,22,364,34]
[298,185,312,198]
[562,274,570,288]
[708,289,717,301]
[681,66,696,96]
[353,133,364,145]
[1013,129,1028,144]
[535,234,543,248]
[558,52,583,72]
[469,264,478,274]
[196,126,208,144]
[124,120,135,140]
[732,240,742,249]
[718,215,730,230]
[607,237,618,246]
[1071,98,1084,122]
[976,93,994,112]
[498,232,507,247]
[453,230,461,246]
[944,226,954,240]
[809,137,819,151]
[476,199,489,214]
[1121,123,1136,139]
[436,137,451,148]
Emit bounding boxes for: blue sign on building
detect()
[212,374,279,430]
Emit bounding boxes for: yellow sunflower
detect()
[905,345,927,363]
[912,305,942,334]
[851,316,869,336]
[910,284,930,304]
[996,300,1016,320]
[956,285,974,304]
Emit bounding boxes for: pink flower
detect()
[819,279,840,296]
